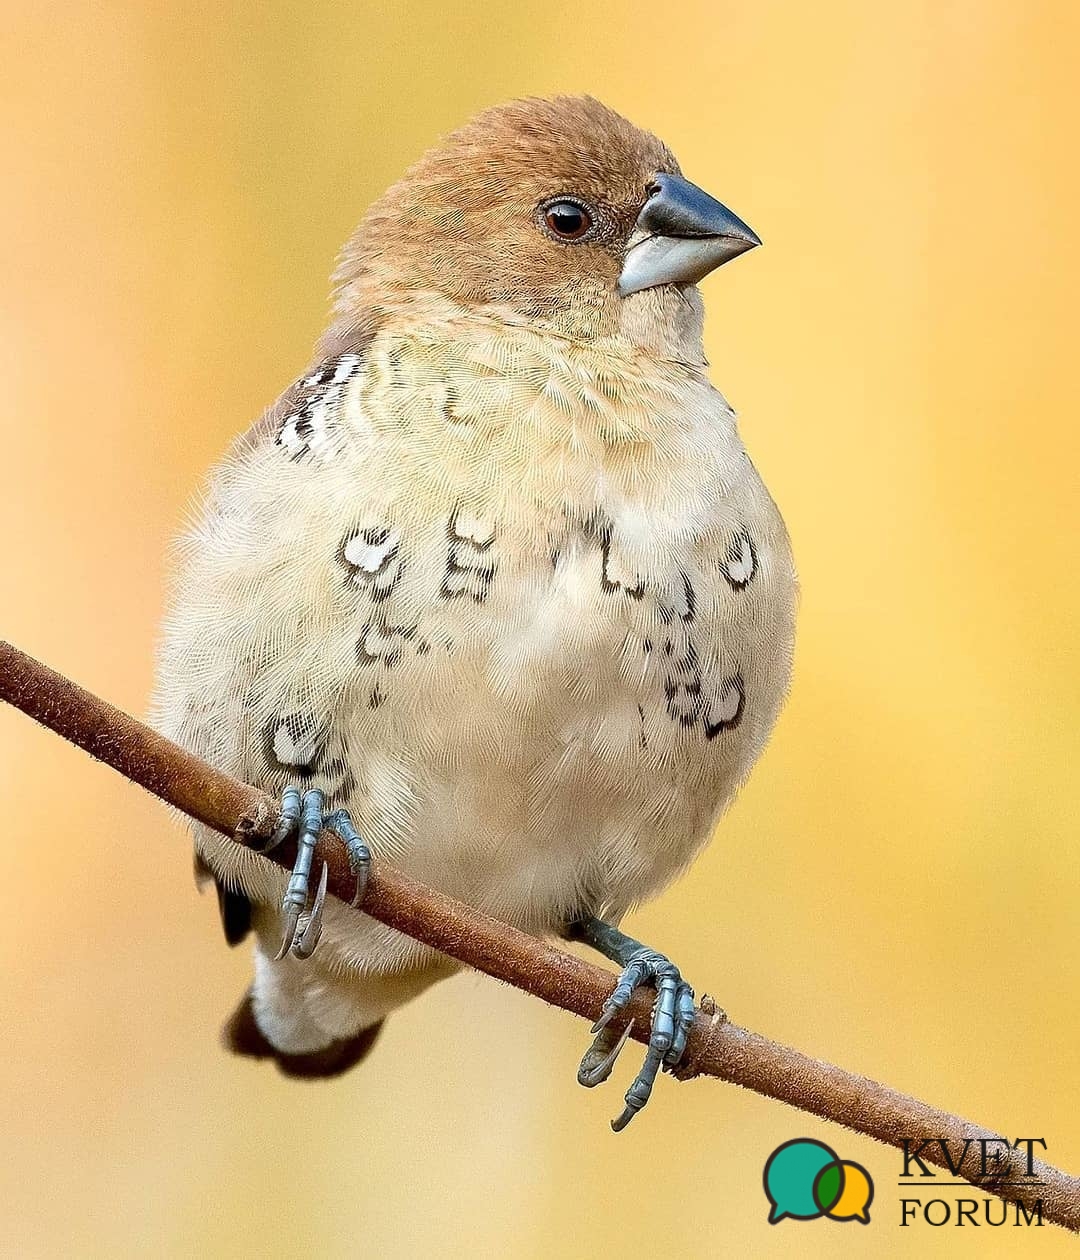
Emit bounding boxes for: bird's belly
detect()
[182,494,795,963]
[372,534,790,931]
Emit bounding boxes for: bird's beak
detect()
[617,173,762,297]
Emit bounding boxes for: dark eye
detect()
[540,199,594,241]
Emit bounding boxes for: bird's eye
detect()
[540,199,594,241]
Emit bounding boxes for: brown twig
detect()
[1,638,1077,1231]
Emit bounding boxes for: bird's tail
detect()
[223,986,384,1079]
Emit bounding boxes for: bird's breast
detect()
[160,322,798,940]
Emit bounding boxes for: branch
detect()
[1,639,1077,1232]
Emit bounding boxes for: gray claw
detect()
[293,861,328,959]
[611,1039,666,1132]
[578,1018,634,1087]
[266,785,302,853]
[591,1006,616,1036]
[274,904,302,961]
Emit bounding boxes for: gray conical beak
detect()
[618,173,762,297]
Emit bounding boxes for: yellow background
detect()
[2,2,1077,1256]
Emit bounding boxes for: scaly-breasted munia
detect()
[154,96,797,1129]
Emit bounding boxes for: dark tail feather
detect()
[193,854,252,947]
[223,987,384,1080]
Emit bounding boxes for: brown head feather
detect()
[326,96,680,344]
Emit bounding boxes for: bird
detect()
[153,94,797,1129]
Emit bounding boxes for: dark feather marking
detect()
[356,620,419,666]
[273,349,367,461]
[599,527,645,599]
[439,509,498,603]
[263,713,322,777]
[704,675,746,739]
[337,523,404,603]
[721,530,758,591]
[680,572,696,622]
[214,881,253,947]
[662,636,744,740]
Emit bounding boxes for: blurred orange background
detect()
[2,2,1078,1256]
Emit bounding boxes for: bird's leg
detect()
[567,915,697,1132]
[259,786,371,961]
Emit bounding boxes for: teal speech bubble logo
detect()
[763,1139,874,1225]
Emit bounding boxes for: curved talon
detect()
[591,1006,617,1036]
[292,861,328,959]
[351,863,370,908]
[579,944,697,1131]
[274,904,302,961]
[578,1018,634,1087]
[612,1039,666,1132]
[265,785,302,853]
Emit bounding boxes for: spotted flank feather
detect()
[276,352,364,461]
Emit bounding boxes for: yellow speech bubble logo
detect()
[824,1160,874,1223]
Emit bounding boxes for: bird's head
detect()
[331,96,760,356]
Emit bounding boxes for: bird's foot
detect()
[578,947,696,1132]
[261,786,370,961]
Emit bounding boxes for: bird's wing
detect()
[157,343,384,942]
[154,334,476,936]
